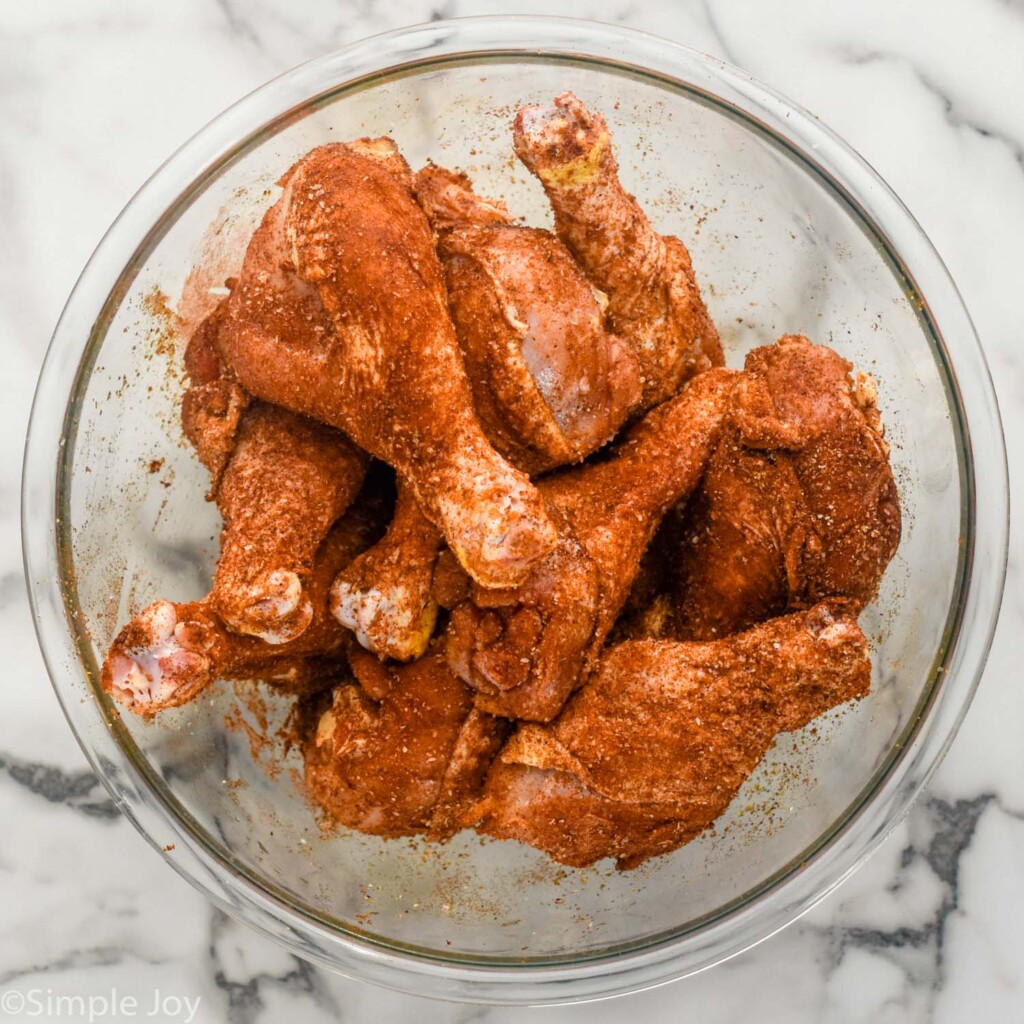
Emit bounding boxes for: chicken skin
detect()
[180,297,250,489]
[446,367,739,721]
[181,303,368,643]
[473,601,871,868]
[209,404,366,643]
[675,335,901,639]
[331,164,644,663]
[303,647,509,838]
[216,140,556,591]
[415,163,641,472]
[101,500,382,715]
[330,477,441,663]
[514,92,723,406]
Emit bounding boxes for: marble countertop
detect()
[2,1,1021,1021]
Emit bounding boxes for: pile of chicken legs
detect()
[102,93,901,869]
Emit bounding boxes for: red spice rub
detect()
[101,94,902,873]
[674,335,901,639]
[473,601,870,868]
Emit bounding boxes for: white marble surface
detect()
[1,1,1022,1020]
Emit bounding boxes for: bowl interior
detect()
[59,55,965,963]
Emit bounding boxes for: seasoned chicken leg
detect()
[180,296,250,489]
[473,601,871,868]
[675,335,901,639]
[182,303,368,643]
[514,92,723,406]
[217,140,556,590]
[210,403,367,643]
[101,500,382,715]
[416,163,641,472]
[332,165,642,664]
[330,477,441,662]
[302,647,509,838]
[446,367,739,721]
[428,706,512,840]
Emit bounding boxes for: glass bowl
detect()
[22,16,1008,1006]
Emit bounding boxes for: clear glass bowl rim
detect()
[21,15,1009,1006]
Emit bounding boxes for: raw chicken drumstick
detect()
[303,646,509,838]
[330,164,644,662]
[473,600,871,868]
[514,92,723,407]
[101,498,383,716]
[415,162,642,472]
[675,335,901,640]
[445,367,739,722]
[216,139,556,591]
[180,297,250,489]
[330,477,442,663]
[209,404,366,643]
[182,302,368,643]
